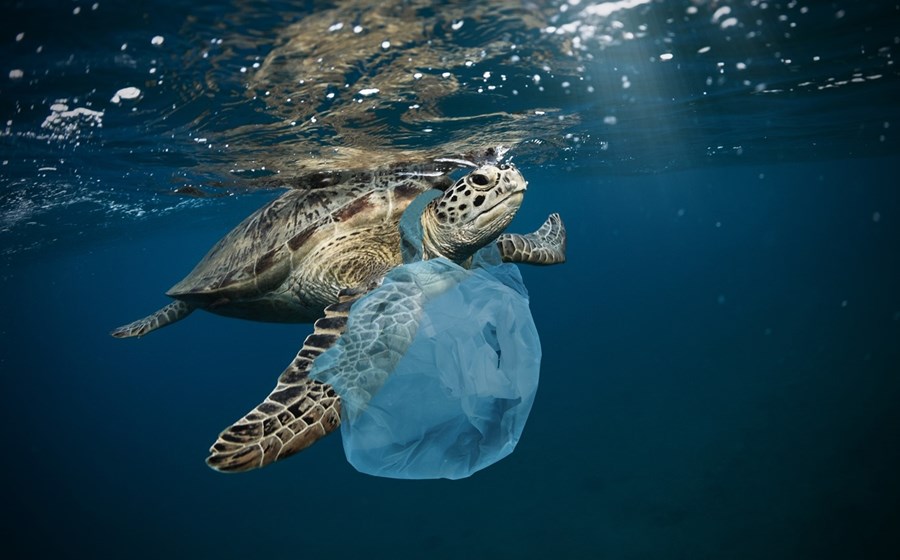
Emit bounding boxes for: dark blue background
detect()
[3,157,898,558]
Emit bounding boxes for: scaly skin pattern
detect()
[109,300,195,338]
[204,164,567,472]
[496,213,567,265]
[206,288,363,472]
[421,164,526,263]
[113,162,567,472]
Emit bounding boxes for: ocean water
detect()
[2,1,899,558]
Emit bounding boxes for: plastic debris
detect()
[310,248,541,479]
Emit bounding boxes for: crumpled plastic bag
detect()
[309,252,541,480]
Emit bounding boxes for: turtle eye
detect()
[470,173,490,187]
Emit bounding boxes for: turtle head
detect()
[421,163,526,263]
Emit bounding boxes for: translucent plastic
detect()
[310,254,541,479]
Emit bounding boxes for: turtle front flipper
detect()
[110,300,196,338]
[497,212,567,265]
[206,288,366,473]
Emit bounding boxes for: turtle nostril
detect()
[470,173,490,186]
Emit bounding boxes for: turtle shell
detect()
[167,172,447,304]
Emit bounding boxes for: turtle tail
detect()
[110,300,195,338]
[205,288,366,473]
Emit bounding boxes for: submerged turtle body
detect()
[112,172,447,336]
[166,175,442,323]
[112,161,566,472]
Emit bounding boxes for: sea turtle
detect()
[112,159,566,472]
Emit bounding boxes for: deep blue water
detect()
[2,1,900,558]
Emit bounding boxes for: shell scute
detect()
[166,175,436,302]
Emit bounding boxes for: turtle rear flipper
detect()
[110,300,196,338]
[497,212,567,265]
[205,287,367,473]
